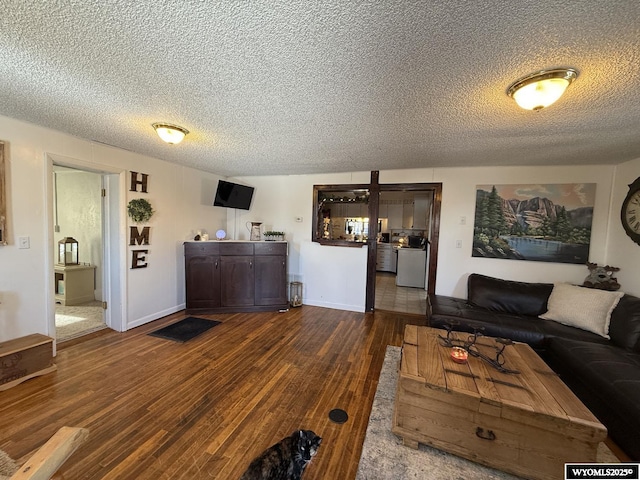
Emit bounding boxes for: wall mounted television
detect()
[213,180,255,210]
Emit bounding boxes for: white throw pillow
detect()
[539,283,624,338]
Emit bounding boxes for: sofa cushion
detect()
[428,294,609,349]
[546,337,640,460]
[468,273,553,317]
[609,294,640,352]
[539,283,624,338]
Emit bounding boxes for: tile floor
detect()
[375,272,427,316]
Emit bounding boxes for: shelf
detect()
[54,264,96,306]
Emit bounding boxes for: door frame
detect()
[45,153,127,341]
[365,177,442,311]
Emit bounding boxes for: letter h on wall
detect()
[130,171,149,193]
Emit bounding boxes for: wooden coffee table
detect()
[392,326,607,480]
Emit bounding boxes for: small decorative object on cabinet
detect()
[264,231,285,241]
[289,281,303,307]
[57,237,79,265]
[246,221,262,241]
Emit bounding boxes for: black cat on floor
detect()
[239,429,322,480]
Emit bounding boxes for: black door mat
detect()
[148,317,221,342]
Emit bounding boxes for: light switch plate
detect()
[18,236,30,249]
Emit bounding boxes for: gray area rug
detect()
[356,346,617,480]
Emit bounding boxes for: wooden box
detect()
[0,334,56,391]
[392,326,607,480]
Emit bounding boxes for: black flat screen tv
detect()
[213,180,255,210]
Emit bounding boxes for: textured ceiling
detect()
[1,1,639,176]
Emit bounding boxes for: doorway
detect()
[366,181,442,314]
[374,189,433,315]
[53,166,106,341]
[46,154,126,344]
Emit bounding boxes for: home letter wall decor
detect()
[129,226,150,246]
[128,171,152,268]
[129,171,149,193]
[131,250,148,269]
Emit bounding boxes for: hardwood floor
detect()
[0,306,424,479]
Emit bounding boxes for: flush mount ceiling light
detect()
[507,68,578,111]
[152,123,189,144]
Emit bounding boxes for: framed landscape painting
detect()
[473,183,596,264]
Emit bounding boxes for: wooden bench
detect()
[0,334,56,392]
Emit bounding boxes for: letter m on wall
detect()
[129,226,150,246]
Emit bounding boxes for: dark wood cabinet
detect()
[220,255,255,306]
[255,256,288,305]
[185,242,221,309]
[184,241,288,313]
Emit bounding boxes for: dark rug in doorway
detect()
[148,317,221,342]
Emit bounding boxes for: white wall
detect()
[240,164,627,308]
[384,166,616,297]
[2,112,638,343]
[0,115,227,342]
[233,172,371,312]
[605,158,640,296]
[54,169,103,299]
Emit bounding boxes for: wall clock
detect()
[621,176,640,246]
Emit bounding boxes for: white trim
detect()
[44,160,56,353]
[126,304,185,330]
[102,172,128,332]
[45,153,128,345]
[303,299,365,313]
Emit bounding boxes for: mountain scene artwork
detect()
[473,183,596,264]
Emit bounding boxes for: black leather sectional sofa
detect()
[427,273,640,460]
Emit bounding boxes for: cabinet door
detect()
[379,203,388,219]
[403,201,413,228]
[388,204,403,229]
[413,194,429,229]
[255,255,287,305]
[220,256,255,306]
[185,255,221,308]
[376,247,389,271]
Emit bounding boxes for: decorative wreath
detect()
[127,198,154,223]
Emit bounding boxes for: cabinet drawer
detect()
[220,243,254,255]
[184,242,219,255]
[255,242,287,256]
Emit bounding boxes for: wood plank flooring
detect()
[0,306,423,479]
